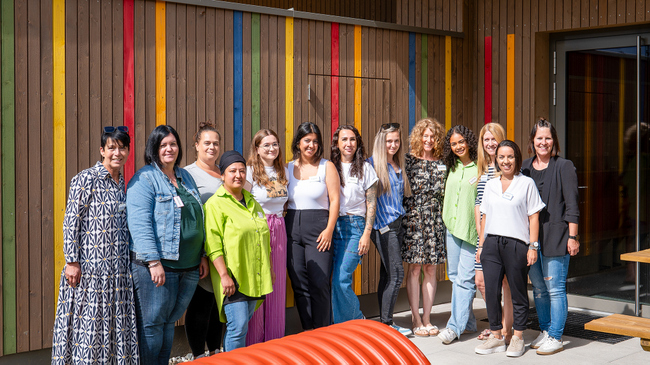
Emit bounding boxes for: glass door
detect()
[555,33,650,307]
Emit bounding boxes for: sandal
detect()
[477,328,492,340]
[424,324,439,336]
[413,326,430,337]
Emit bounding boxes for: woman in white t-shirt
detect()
[329,125,378,323]
[244,129,289,345]
[475,140,545,358]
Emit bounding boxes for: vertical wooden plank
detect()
[165,3,176,128]
[626,0,635,22]
[252,13,261,136]
[390,30,397,124]
[209,9,219,127]
[323,21,332,153]
[260,14,269,130]
[582,0,591,26]
[427,35,434,121]
[485,37,492,124]
[224,10,235,151]
[268,15,278,140]
[636,0,644,22]
[235,11,246,154]
[156,0,166,125]
[176,4,188,165]
[101,0,113,125]
[421,34,427,118]
[449,0,457,31]
[506,34,514,140]
[515,0,523,144]
[500,0,507,123]
[277,14,285,154]
[408,33,416,131]
[124,0,135,182]
[112,0,124,128]
[196,6,206,126]
[65,0,78,184]
[617,0,626,24]
[339,24,347,124]
[354,25,362,130]
[445,36,451,129]
[492,0,500,122]
[285,16,294,162]
[556,0,564,29]
[331,23,339,137]
[290,18,299,134]
[301,19,309,125]
[186,5,196,156]
[522,0,531,144]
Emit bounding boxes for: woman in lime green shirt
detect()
[204,151,273,352]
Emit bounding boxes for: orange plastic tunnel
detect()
[187,319,430,364]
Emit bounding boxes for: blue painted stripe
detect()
[408,33,416,133]
[233,11,243,154]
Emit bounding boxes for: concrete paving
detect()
[390,299,647,364]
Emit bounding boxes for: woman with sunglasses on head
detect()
[286,122,341,329]
[437,125,479,345]
[521,119,580,355]
[403,118,446,338]
[127,125,208,364]
[182,122,223,359]
[330,125,378,323]
[52,126,139,364]
[369,122,412,335]
[475,140,544,357]
[244,129,289,344]
[474,122,513,343]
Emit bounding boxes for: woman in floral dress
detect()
[52,127,139,364]
[402,118,447,337]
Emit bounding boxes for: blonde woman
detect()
[403,118,447,337]
[474,123,513,343]
[369,123,412,335]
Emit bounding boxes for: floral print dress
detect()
[402,154,447,264]
[52,162,139,364]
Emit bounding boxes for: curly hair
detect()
[331,125,365,187]
[246,129,288,188]
[409,118,445,159]
[443,125,478,172]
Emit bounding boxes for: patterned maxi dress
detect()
[402,154,447,265]
[52,162,139,364]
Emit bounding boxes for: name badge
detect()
[379,225,390,234]
[118,203,126,212]
[480,174,488,182]
[469,176,477,185]
[257,211,264,219]
[173,196,185,207]
[436,165,447,171]
[347,176,359,184]
[309,175,320,182]
[502,192,514,201]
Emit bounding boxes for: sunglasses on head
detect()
[381,123,400,130]
[103,126,129,133]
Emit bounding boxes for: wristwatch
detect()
[569,234,580,241]
[528,241,539,251]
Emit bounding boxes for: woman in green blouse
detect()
[204,151,274,352]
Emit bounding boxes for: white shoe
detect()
[437,328,457,344]
[536,337,564,355]
[506,335,525,357]
[475,334,506,354]
[530,330,548,349]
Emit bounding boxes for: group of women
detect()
[52,116,579,364]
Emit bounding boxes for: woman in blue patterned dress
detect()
[52,127,139,364]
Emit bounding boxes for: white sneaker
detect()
[530,330,548,349]
[536,337,564,355]
[475,334,506,354]
[437,328,457,344]
[506,335,525,357]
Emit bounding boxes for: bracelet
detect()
[148,260,161,268]
[477,246,482,248]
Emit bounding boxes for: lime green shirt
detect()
[204,186,273,322]
[442,160,479,245]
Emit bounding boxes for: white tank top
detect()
[287,159,329,210]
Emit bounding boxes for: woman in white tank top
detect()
[285,122,340,330]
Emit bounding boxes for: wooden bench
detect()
[584,313,650,351]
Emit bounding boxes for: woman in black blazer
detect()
[521,118,580,356]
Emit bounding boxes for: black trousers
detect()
[480,234,530,332]
[370,216,405,325]
[286,209,333,329]
[184,285,223,356]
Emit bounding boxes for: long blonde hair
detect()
[409,118,445,159]
[372,125,412,197]
[246,129,288,188]
[477,122,506,177]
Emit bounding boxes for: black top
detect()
[530,167,546,197]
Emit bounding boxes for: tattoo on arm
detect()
[365,182,378,232]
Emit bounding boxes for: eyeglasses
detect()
[103,126,129,133]
[260,143,280,151]
[381,123,400,130]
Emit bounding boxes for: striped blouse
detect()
[368,157,406,230]
[475,165,496,207]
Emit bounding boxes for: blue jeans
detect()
[331,216,365,323]
[131,263,199,365]
[445,230,477,337]
[528,253,570,340]
[223,300,257,352]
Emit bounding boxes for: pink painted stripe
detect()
[124,0,135,183]
[484,36,492,125]
[246,214,287,345]
[331,23,339,136]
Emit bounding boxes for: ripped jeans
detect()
[528,253,570,340]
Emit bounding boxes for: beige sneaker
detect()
[475,334,506,355]
[506,335,525,357]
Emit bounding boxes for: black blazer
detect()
[521,156,580,257]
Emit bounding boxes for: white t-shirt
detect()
[339,161,379,216]
[480,173,545,243]
[246,165,289,215]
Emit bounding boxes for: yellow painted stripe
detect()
[155,1,166,126]
[506,34,515,140]
[354,25,361,131]
[53,0,66,302]
[285,17,295,307]
[445,36,451,130]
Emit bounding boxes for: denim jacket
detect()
[126,163,203,262]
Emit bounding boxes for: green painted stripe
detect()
[251,13,260,136]
[421,34,427,119]
[1,0,16,355]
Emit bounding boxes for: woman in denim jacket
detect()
[127,125,209,365]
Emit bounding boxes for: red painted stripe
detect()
[484,36,492,125]
[331,23,339,136]
[124,0,135,183]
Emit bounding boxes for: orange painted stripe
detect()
[506,34,515,140]
[155,1,166,126]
